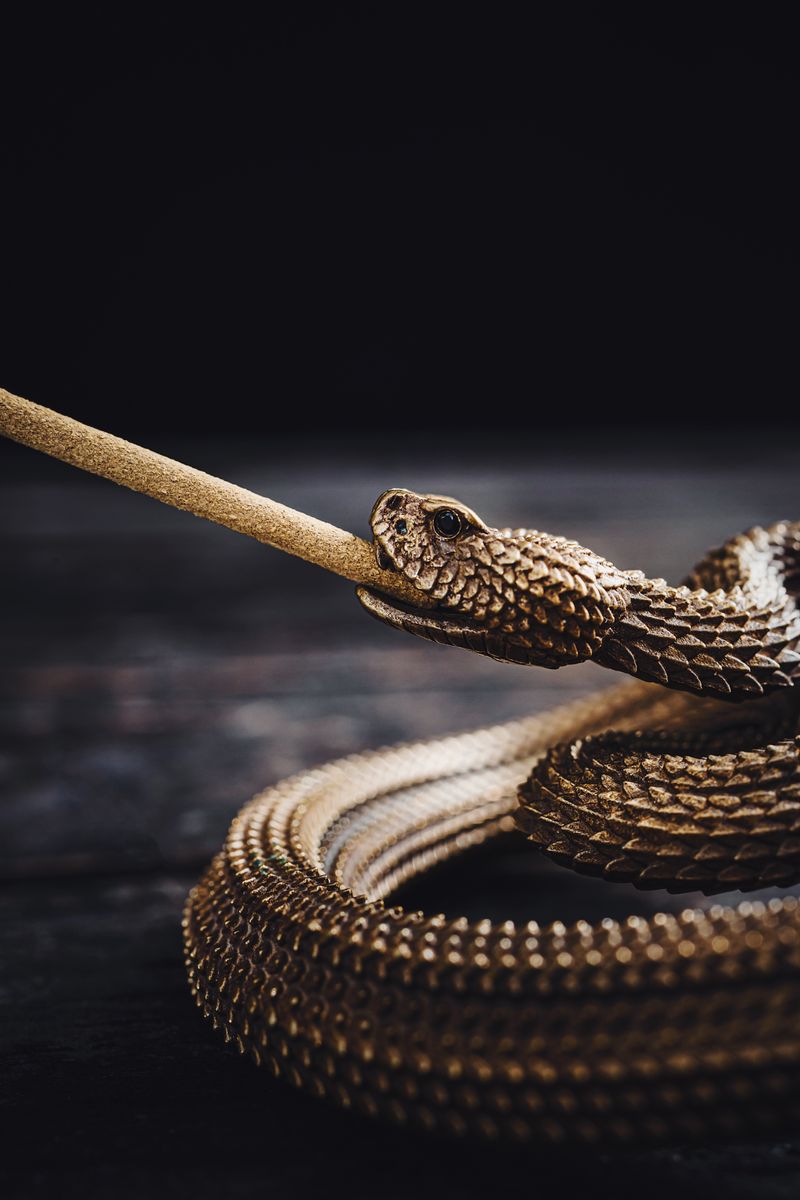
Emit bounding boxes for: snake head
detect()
[357,487,509,657]
[357,488,625,667]
[370,488,487,584]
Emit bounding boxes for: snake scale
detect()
[184,490,800,1144]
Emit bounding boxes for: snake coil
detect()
[184,494,800,1144]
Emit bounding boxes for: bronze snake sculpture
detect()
[184,491,800,1144]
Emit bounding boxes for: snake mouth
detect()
[355,584,491,649]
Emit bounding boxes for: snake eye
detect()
[394,519,408,534]
[433,508,462,539]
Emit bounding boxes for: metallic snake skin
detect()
[184,491,800,1143]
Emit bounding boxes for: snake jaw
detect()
[356,585,549,666]
[356,584,480,644]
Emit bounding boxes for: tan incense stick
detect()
[0,387,430,607]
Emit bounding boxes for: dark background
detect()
[1,5,797,439]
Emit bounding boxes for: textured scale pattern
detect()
[185,494,800,1143]
[360,492,800,696]
[519,717,800,892]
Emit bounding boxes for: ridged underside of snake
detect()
[184,496,800,1144]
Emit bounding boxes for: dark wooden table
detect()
[3,432,800,1198]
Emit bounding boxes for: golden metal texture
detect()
[185,492,800,1143]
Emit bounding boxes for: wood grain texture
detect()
[2,436,800,1197]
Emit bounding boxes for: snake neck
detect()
[598,524,800,700]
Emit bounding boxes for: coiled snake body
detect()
[184,492,800,1143]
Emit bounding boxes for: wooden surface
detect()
[3,433,800,1198]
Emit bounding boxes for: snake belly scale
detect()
[184,492,800,1143]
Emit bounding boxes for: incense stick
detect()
[0,388,430,607]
